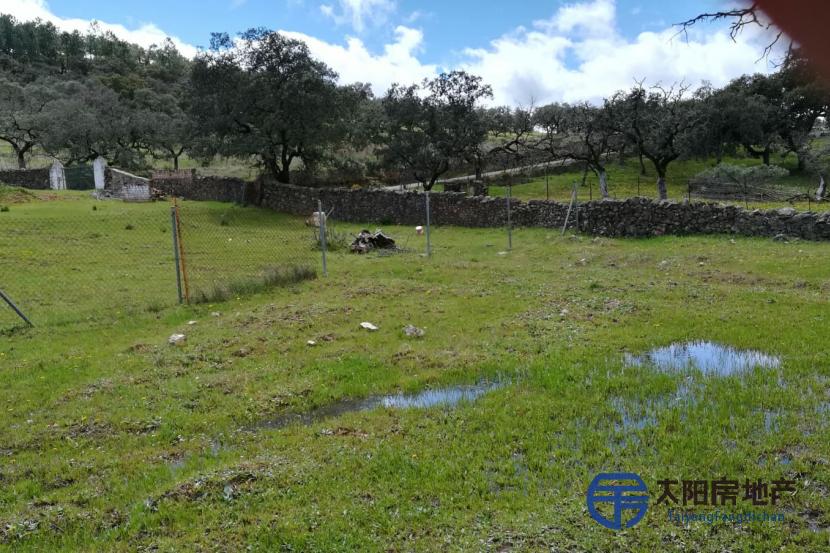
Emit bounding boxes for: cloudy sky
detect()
[2,0,783,105]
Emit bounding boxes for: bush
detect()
[311,225,350,252]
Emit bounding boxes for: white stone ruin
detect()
[93,156,107,190]
[49,160,66,190]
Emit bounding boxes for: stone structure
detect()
[0,167,50,189]
[151,172,261,204]
[144,175,830,241]
[261,183,830,241]
[101,167,151,201]
[93,157,107,190]
[49,160,66,190]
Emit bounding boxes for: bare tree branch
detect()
[674,3,786,61]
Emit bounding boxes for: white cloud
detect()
[2,0,199,57]
[538,0,615,36]
[459,0,782,106]
[281,26,437,95]
[319,0,396,33]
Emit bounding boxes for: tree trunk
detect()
[796,152,806,172]
[172,155,179,170]
[277,166,290,184]
[598,169,609,198]
[638,152,647,176]
[762,148,770,166]
[817,173,827,201]
[16,148,26,169]
[656,167,668,200]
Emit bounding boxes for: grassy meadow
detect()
[0,187,829,551]
[475,155,828,212]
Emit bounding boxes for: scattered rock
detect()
[305,211,326,228]
[187,320,198,325]
[168,334,186,346]
[360,322,379,331]
[772,234,789,242]
[403,325,425,338]
[211,312,221,317]
[351,230,396,254]
[307,340,317,346]
[497,251,508,256]
[233,347,251,358]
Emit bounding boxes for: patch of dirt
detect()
[157,461,279,504]
[319,427,369,438]
[0,186,42,205]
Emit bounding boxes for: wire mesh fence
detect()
[0,190,317,331]
[172,198,316,303]
[0,198,174,330]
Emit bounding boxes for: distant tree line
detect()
[1,15,829,199]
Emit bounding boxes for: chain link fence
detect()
[172,199,315,303]
[0,189,317,331]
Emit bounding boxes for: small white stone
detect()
[168,333,186,346]
[403,325,425,338]
[307,340,317,346]
[211,312,221,317]
[187,320,198,325]
[360,322,379,331]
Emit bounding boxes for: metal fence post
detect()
[170,206,183,304]
[425,190,432,257]
[0,288,33,326]
[318,199,328,277]
[507,183,513,250]
[172,200,190,304]
[545,168,550,201]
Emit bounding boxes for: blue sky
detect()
[41,0,724,62]
[5,1,780,105]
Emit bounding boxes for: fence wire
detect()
[173,198,316,304]
[0,198,173,330]
[0,189,317,331]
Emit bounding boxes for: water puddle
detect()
[625,341,780,376]
[611,397,658,432]
[253,381,506,430]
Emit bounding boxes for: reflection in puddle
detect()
[611,397,658,432]
[625,341,780,376]
[254,381,506,430]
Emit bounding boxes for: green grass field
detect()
[1,189,829,551]
[475,155,829,212]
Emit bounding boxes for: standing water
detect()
[625,341,780,376]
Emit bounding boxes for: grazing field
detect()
[480,156,830,212]
[1,192,829,551]
[0,186,312,328]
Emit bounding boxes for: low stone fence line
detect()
[151,174,262,205]
[0,168,50,189]
[261,183,830,241]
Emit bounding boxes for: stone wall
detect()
[150,174,262,205]
[262,183,830,241]
[0,168,50,189]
